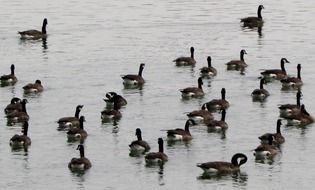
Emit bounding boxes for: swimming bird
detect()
[251,78,269,101]
[241,5,264,27]
[180,77,204,98]
[101,93,122,120]
[57,105,84,128]
[104,92,127,108]
[226,49,247,70]
[173,47,196,66]
[254,135,279,157]
[9,121,31,148]
[206,88,229,111]
[261,58,290,80]
[4,97,22,114]
[67,116,88,140]
[166,119,195,141]
[68,144,92,171]
[200,56,217,77]
[23,80,44,93]
[18,18,48,39]
[197,153,247,173]
[187,104,213,124]
[122,63,145,85]
[207,109,228,130]
[283,104,314,126]
[129,128,151,153]
[0,64,18,85]
[259,119,285,145]
[279,90,302,117]
[6,99,29,123]
[145,138,168,164]
[280,64,303,88]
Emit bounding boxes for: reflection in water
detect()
[42,38,48,50]
[197,170,248,187]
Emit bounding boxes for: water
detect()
[1,0,315,189]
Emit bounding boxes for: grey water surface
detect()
[1,0,315,189]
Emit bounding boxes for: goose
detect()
[279,91,302,117]
[254,135,279,157]
[166,119,195,141]
[200,56,217,77]
[180,77,204,98]
[122,63,145,85]
[57,105,84,128]
[9,121,31,147]
[6,99,29,123]
[145,138,168,164]
[251,78,269,100]
[101,93,122,120]
[226,49,247,70]
[283,104,314,126]
[68,144,92,170]
[4,97,22,114]
[23,80,44,93]
[173,47,196,66]
[103,92,127,108]
[261,58,290,80]
[207,109,228,130]
[206,88,230,111]
[259,119,285,145]
[67,116,88,140]
[18,18,48,39]
[280,64,303,88]
[197,153,247,173]
[0,64,18,85]
[129,128,151,153]
[241,5,264,27]
[187,104,213,124]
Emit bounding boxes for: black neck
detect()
[136,132,142,141]
[297,92,301,107]
[184,120,190,132]
[158,140,164,153]
[207,57,212,67]
[221,89,226,100]
[280,61,286,72]
[276,120,281,134]
[138,66,144,76]
[11,65,15,75]
[79,119,84,129]
[259,79,264,89]
[198,79,203,90]
[80,147,85,158]
[113,96,119,111]
[42,23,47,34]
[231,153,247,167]
[75,108,80,118]
[240,51,245,61]
[23,123,28,136]
[22,101,27,113]
[258,7,263,19]
[191,49,194,59]
[297,65,301,79]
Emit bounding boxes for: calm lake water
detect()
[1,0,315,189]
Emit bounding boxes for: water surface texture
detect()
[1,0,315,189]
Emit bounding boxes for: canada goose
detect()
[0,64,18,85]
[173,47,196,66]
[129,128,151,153]
[18,18,48,39]
[166,119,195,141]
[251,78,269,100]
[122,63,145,85]
[200,56,217,77]
[145,138,168,164]
[279,91,302,117]
[254,135,279,157]
[23,80,43,93]
[241,5,264,27]
[6,99,29,123]
[180,77,204,98]
[283,104,314,126]
[197,153,247,173]
[261,58,290,80]
[207,109,228,130]
[58,105,84,128]
[187,104,214,124]
[68,144,92,170]
[226,49,247,70]
[281,64,303,88]
[103,92,127,108]
[101,94,122,120]
[206,88,230,111]
[259,119,285,145]
[67,116,88,140]
[9,121,31,147]
[4,97,22,114]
